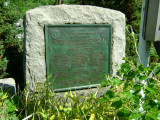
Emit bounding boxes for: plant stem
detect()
[130,26,142,64]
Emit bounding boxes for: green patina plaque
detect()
[45,24,112,92]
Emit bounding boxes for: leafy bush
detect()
[101,62,160,119]
[0,0,56,79]
[0,2,22,78]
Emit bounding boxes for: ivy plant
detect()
[100,61,160,120]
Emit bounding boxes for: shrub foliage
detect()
[0,0,56,79]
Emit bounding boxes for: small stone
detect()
[0,78,16,95]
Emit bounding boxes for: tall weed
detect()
[0,88,18,120]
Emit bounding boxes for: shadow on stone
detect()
[4,46,25,92]
[0,78,16,95]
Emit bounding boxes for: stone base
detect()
[0,78,16,95]
[52,86,110,105]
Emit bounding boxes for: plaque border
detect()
[45,24,112,92]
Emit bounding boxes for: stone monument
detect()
[24,5,126,92]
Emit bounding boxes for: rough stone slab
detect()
[54,87,109,103]
[0,78,16,95]
[24,5,126,91]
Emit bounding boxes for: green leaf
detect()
[157,72,160,79]
[133,85,141,93]
[117,108,131,117]
[139,75,147,81]
[105,90,115,99]
[39,112,47,119]
[148,78,155,84]
[111,100,122,109]
[98,97,108,104]
[101,80,110,87]
[49,114,55,120]
[126,70,139,79]
[147,108,160,120]
[132,96,140,105]
[126,91,132,99]
[146,85,156,93]
[112,77,123,86]
[153,64,160,75]
[117,70,122,76]
[118,63,132,76]
[123,81,129,91]
[138,64,145,72]
[129,113,141,120]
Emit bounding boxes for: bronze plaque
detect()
[45,24,112,92]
